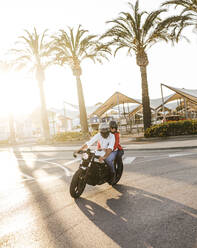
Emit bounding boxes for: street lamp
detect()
[161,84,166,122]
[63,101,67,131]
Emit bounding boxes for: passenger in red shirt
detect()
[97,121,124,184]
[109,120,124,167]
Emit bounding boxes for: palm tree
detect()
[162,0,197,28]
[11,28,54,141]
[52,25,111,135]
[162,0,197,14]
[101,0,190,130]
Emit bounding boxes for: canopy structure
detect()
[90,92,141,117]
[150,94,177,110]
[90,86,197,120]
[161,84,197,105]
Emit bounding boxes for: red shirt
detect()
[97,131,122,151]
[113,132,123,150]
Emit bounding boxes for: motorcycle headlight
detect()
[82,153,89,160]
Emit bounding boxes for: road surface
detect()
[0,147,197,248]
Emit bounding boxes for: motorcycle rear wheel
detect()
[70,169,86,198]
[112,163,123,185]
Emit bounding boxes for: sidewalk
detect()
[2,134,197,152]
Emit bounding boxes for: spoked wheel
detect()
[70,169,86,198]
[112,163,123,185]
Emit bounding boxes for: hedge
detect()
[0,139,9,145]
[53,130,98,142]
[144,120,197,138]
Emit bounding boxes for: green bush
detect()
[0,139,9,145]
[52,130,98,142]
[53,132,83,142]
[144,120,197,138]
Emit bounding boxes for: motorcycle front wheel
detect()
[70,169,86,198]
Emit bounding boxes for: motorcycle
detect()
[70,149,124,198]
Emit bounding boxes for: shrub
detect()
[53,132,83,142]
[0,139,9,145]
[144,120,197,138]
[52,130,98,142]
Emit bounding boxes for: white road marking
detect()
[16,158,74,180]
[63,158,81,166]
[40,157,81,165]
[36,160,72,177]
[20,172,34,180]
[168,153,193,158]
[123,157,136,164]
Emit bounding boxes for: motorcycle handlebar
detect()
[73,150,102,160]
[73,150,89,158]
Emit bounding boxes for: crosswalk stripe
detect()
[123,157,136,164]
[168,153,192,158]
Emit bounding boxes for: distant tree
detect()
[11,28,54,141]
[0,61,16,144]
[101,0,190,130]
[52,25,111,135]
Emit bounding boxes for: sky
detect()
[0,0,197,117]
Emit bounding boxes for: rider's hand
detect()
[99,156,104,163]
[73,150,80,158]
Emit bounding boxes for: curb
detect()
[121,134,197,142]
[123,145,197,151]
[10,145,197,153]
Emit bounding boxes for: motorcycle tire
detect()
[70,169,86,198]
[112,163,123,185]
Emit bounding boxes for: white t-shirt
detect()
[86,133,115,150]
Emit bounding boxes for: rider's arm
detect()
[77,143,88,152]
[99,148,112,163]
[99,134,115,162]
[102,148,112,159]
[77,133,99,153]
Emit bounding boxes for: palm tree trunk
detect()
[9,113,16,144]
[139,65,151,130]
[38,79,50,141]
[75,75,89,134]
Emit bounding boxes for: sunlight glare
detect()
[0,72,39,117]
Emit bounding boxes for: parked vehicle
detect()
[70,149,123,198]
[165,115,185,122]
[156,115,185,124]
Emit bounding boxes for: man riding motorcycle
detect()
[76,123,117,183]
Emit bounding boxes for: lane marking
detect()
[40,157,81,165]
[20,172,34,180]
[36,160,72,177]
[168,153,193,158]
[63,158,81,166]
[16,158,74,180]
[123,157,136,164]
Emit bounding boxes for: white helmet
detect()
[99,123,110,138]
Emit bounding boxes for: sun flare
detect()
[0,72,39,117]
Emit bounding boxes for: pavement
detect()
[1,134,197,152]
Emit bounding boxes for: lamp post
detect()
[9,113,16,144]
[161,84,166,122]
[63,101,67,131]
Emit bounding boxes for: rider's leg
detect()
[105,151,118,184]
[105,150,118,173]
[116,149,124,167]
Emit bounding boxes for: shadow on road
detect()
[76,184,197,248]
[12,147,74,247]
[127,153,197,186]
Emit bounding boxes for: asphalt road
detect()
[0,148,197,248]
